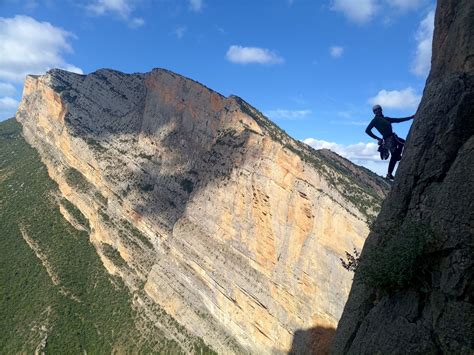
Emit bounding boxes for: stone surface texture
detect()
[16,67,387,353]
[332,0,474,353]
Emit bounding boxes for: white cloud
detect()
[265,109,312,120]
[303,138,387,175]
[0,15,83,82]
[331,0,378,24]
[128,17,145,28]
[304,138,380,161]
[87,0,145,27]
[330,46,344,58]
[173,25,187,39]
[226,45,284,65]
[215,25,226,35]
[411,10,434,77]
[386,0,425,11]
[87,0,131,17]
[0,97,18,109]
[0,82,16,96]
[189,0,203,12]
[0,96,19,119]
[369,87,421,110]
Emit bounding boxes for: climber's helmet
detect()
[372,104,382,114]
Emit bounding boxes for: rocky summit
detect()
[15,65,387,353]
[332,0,474,353]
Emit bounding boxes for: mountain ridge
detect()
[15,66,388,353]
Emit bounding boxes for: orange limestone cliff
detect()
[17,68,388,353]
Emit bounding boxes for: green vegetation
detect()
[357,221,439,291]
[0,118,215,353]
[61,198,90,230]
[101,243,128,269]
[180,178,194,193]
[94,191,108,206]
[139,183,154,192]
[64,166,92,193]
[340,248,361,272]
[235,97,288,143]
[84,137,107,153]
[120,218,154,250]
[138,152,153,160]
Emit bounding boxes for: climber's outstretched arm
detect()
[388,115,415,123]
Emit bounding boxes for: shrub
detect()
[357,221,438,291]
[64,167,92,193]
[102,243,128,269]
[340,248,361,272]
[180,178,194,193]
[61,198,90,230]
[139,183,154,192]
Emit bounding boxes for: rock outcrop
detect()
[16,66,387,353]
[332,0,474,353]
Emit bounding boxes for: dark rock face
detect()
[332,0,474,353]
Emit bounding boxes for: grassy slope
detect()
[0,118,213,353]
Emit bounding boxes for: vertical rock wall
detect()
[332,0,474,353]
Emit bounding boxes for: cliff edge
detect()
[332,0,474,353]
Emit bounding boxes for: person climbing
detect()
[365,105,414,180]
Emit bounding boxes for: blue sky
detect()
[0,0,436,175]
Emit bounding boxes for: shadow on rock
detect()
[288,326,336,355]
[50,68,252,232]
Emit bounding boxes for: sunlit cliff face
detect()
[17,67,387,353]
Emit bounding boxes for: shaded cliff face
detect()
[0,118,212,353]
[16,67,387,353]
[332,0,474,353]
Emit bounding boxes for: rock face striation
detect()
[332,0,474,353]
[17,66,387,353]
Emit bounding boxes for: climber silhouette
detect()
[365,105,414,180]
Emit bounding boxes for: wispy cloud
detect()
[303,138,387,175]
[386,0,426,11]
[129,17,145,28]
[0,82,16,96]
[0,96,18,109]
[0,15,82,83]
[173,25,187,39]
[214,25,226,35]
[330,120,369,126]
[411,9,434,77]
[265,109,312,120]
[304,138,380,161]
[0,96,19,119]
[331,0,425,24]
[86,0,145,28]
[226,45,284,65]
[189,0,203,12]
[330,46,344,58]
[369,87,421,110]
[331,0,378,24]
